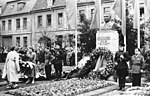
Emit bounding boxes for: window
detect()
[8,20,12,30]
[56,35,63,47]
[16,37,20,47]
[23,18,27,29]
[58,13,63,26]
[79,10,85,15]
[68,34,74,46]
[2,21,5,31]
[17,2,25,11]
[23,37,27,47]
[140,8,144,17]
[91,9,94,20]
[38,15,42,27]
[47,14,51,26]
[79,10,85,22]
[11,5,14,9]
[16,19,20,30]
[104,7,110,13]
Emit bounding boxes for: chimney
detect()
[47,0,53,7]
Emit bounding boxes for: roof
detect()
[32,0,66,11]
[32,0,114,11]
[0,0,14,6]
[1,0,37,17]
[77,0,114,3]
[32,0,47,11]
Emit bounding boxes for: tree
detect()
[38,27,51,48]
[78,14,97,53]
[125,0,145,56]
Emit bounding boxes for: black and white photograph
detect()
[0,0,150,96]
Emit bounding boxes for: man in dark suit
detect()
[53,45,64,80]
[114,43,130,91]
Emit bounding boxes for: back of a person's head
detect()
[15,46,19,52]
[10,46,15,51]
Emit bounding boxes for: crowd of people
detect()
[1,43,149,91]
[1,45,82,89]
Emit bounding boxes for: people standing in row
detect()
[130,48,145,86]
[114,44,130,91]
[25,47,36,84]
[2,46,20,88]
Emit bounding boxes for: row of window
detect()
[16,36,28,47]
[2,18,27,31]
[37,13,63,27]
[1,7,111,31]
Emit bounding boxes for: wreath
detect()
[88,47,115,80]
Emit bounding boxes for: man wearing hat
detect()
[53,45,64,80]
[114,43,130,91]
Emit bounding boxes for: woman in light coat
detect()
[130,48,145,86]
[2,46,20,88]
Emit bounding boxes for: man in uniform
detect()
[114,43,130,91]
[53,45,64,80]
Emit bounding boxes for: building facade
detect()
[31,0,115,49]
[0,0,145,49]
[0,0,37,47]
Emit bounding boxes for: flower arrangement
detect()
[88,47,115,80]
[91,47,113,61]
[7,79,113,96]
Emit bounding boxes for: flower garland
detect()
[88,47,115,80]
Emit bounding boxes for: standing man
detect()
[114,43,130,91]
[53,45,64,81]
[45,47,52,80]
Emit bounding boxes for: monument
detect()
[96,13,119,54]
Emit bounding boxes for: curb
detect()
[77,84,118,96]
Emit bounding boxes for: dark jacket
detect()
[53,49,64,64]
[114,51,130,76]
[115,51,130,69]
[39,50,45,63]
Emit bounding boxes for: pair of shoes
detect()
[121,88,125,91]
[117,87,122,91]
[31,80,35,84]
[6,85,11,89]
[12,84,18,89]
[26,79,30,84]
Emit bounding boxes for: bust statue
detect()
[101,13,116,30]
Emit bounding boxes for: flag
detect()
[90,0,101,29]
[144,0,150,22]
[113,0,126,36]
[66,0,77,30]
[113,0,122,20]
[133,0,140,29]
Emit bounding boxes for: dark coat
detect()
[53,49,64,65]
[114,51,130,76]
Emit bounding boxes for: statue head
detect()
[104,13,111,23]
